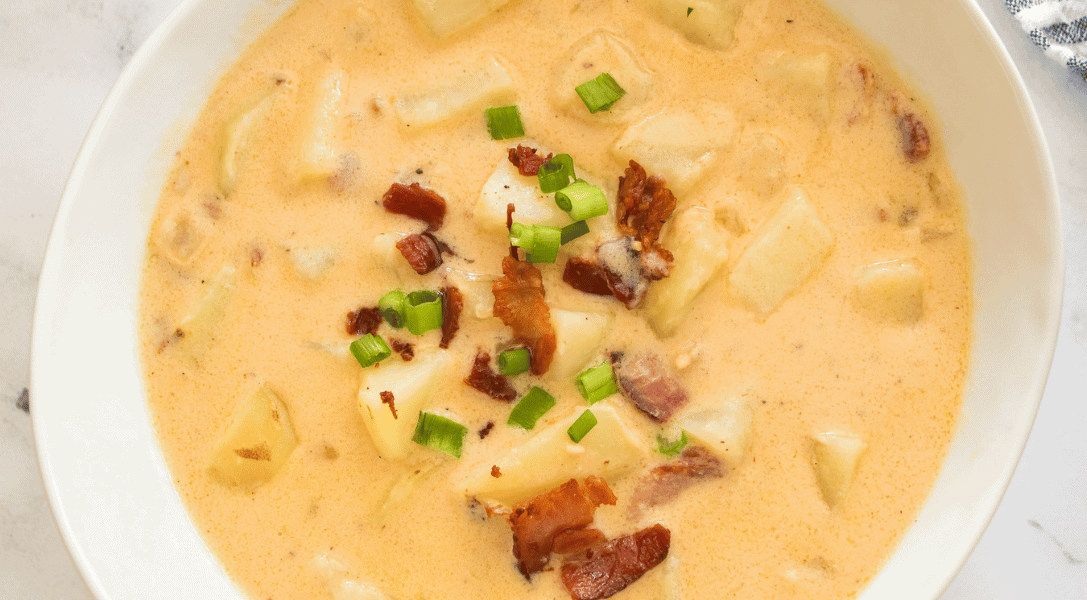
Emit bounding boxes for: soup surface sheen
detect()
[140,0,972,599]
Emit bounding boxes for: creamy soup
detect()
[139,0,972,599]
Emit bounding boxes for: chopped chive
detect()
[378,290,406,328]
[411,412,468,458]
[526,225,561,263]
[537,154,576,193]
[567,409,598,443]
[350,333,392,368]
[485,105,525,140]
[656,430,689,456]
[575,73,626,114]
[508,386,556,430]
[687,6,694,16]
[576,362,619,404]
[498,347,531,376]
[555,180,609,221]
[404,290,443,335]
[561,220,590,245]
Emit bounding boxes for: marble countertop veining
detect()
[1,0,1084,598]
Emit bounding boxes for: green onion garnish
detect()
[567,409,598,443]
[350,333,392,368]
[509,222,536,250]
[537,154,576,193]
[498,348,531,376]
[555,180,609,221]
[508,387,556,430]
[509,223,562,263]
[485,105,525,140]
[561,220,590,245]
[656,430,689,456]
[378,290,406,328]
[411,412,468,458]
[405,290,443,335]
[576,362,619,404]
[575,73,626,114]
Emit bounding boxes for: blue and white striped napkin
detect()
[1006,0,1087,78]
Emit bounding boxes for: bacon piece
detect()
[560,525,671,600]
[509,477,618,579]
[563,258,613,296]
[491,465,502,478]
[615,352,689,422]
[616,161,677,257]
[597,238,648,308]
[380,391,398,419]
[389,338,414,361]
[346,307,382,336]
[493,255,557,375]
[508,145,554,177]
[440,285,463,349]
[629,447,723,518]
[897,111,931,162]
[381,182,447,230]
[396,233,444,274]
[464,350,517,402]
[478,421,495,439]
[553,528,607,555]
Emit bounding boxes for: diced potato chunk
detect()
[643,207,730,337]
[219,86,276,195]
[207,386,298,489]
[854,259,924,324]
[811,432,866,508]
[475,158,569,234]
[612,103,735,194]
[311,555,392,600]
[739,131,787,198]
[299,68,347,179]
[289,246,338,281]
[156,207,212,266]
[729,188,834,318]
[463,404,648,505]
[394,56,515,129]
[645,0,747,50]
[551,30,654,122]
[445,268,498,319]
[358,351,451,460]
[549,308,614,380]
[764,52,835,123]
[679,397,752,468]
[177,265,236,360]
[412,0,512,37]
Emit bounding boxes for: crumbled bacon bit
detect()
[491,465,502,478]
[346,307,382,336]
[440,285,463,349]
[389,338,414,361]
[616,161,677,264]
[396,232,444,274]
[563,258,614,296]
[381,182,447,230]
[553,528,606,555]
[897,111,931,162]
[508,145,554,177]
[629,447,723,518]
[898,206,919,227]
[597,238,648,308]
[493,256,557,375]
[509,477,618,579]
[380,391,398,419]
[250,247,264,267]
[560,525,671,600]
[615,352,689,422]
[479,421,495,439]
[234,444,271,461]
[464,350,518,402]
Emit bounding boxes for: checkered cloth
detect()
[1007,0,1087,78]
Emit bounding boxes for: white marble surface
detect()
[1,0,1084,597]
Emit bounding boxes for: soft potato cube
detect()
[812,432,867,508]
[289,246,338,281]
[445,268,498,319]
[207,386,298,489]
[645,0,747,50]
[551,30,654,122]
[463,404,648,505]
[549,308,614,380]
[178,265,236,360]
[311,555,392,600]
[475,158,569,234]
[412,0,512,37]
[855,259,924,324]
[299,68,347,179]
[156,207,212,266]
[643,208,730,337]
[358,351,451,460]
[612,103,735,194]
[219,86,276,195]
[765,52,835,123]
[729,188,834,318]
[679,397,752,468]
[394,56,515,129]
[739,131,787,198]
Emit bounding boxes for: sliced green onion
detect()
[526,225,561,263]
[378,290,406,328]
[656,430,689,456]
[508,386,556,430]
[405,290,443,335]
[498,348,531,376]
[576,362,619,404]
[485,105,525,140]
[555,180,609,221]
[350,333,392,368]
[537,154,576,193]
[411,412,468,458]
[508,222,536,249]
[567,409,598,443]
[575,73,626,114]
[561,220,590,245]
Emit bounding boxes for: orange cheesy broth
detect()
[138,0,971,599]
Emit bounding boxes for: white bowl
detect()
[31,0,1063,598]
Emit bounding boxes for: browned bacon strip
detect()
[553,528,607,555]
[389,338,414,361]
[560,525,671,600]
[897,111,931,162]
[629,447,723,518]
[381,182,447,230]
[493,255,557,375]
[509,477,618,579]
[346,307,382,336]
[508,145,553,177]
[563,257,614,296]
[464,350,517,402]
[396,233,444,274]
[614,352,689,422]
[379,391,397,419]
[439,285,463,349]
[616,161,676,258]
